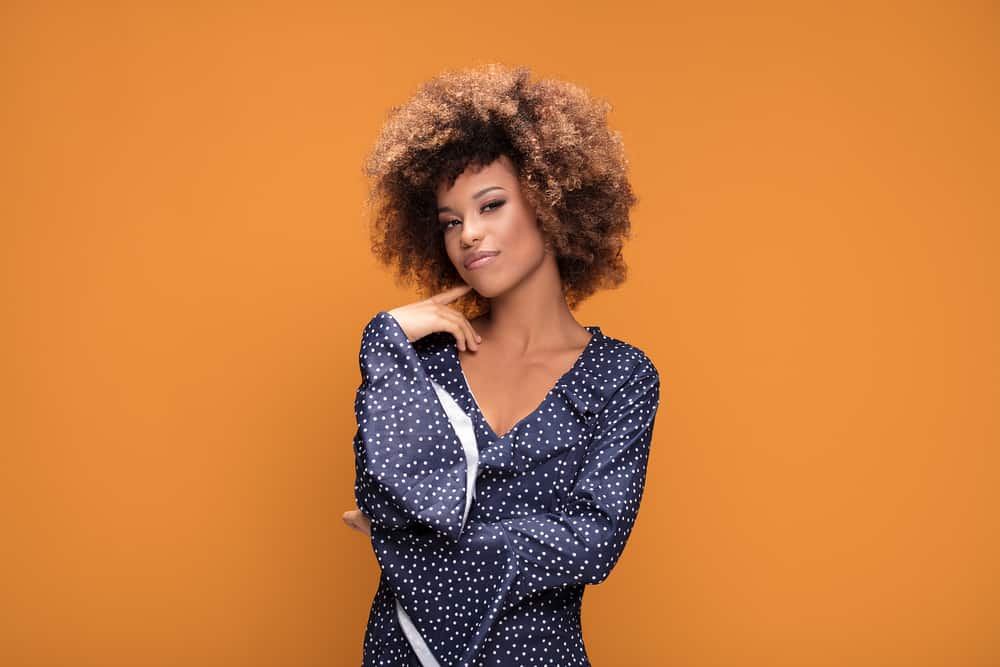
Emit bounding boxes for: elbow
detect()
[581,520,632,585]
[584,546,622,584]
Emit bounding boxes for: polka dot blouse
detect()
[353,310,661,666]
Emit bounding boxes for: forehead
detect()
[436,155,518,200]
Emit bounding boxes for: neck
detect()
[481,257,588,353]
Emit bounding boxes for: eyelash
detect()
[442,199,505,229]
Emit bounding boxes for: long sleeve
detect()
[494,368,660,612]
[352,310,661,665]
[352,310,472,541]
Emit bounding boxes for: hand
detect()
[387,285,483,351]
[343,508,372,537]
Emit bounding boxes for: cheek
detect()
[503,223,546,261]
[497,210,537,251]
[444,235,464,270]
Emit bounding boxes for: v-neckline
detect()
[451,325,602,441]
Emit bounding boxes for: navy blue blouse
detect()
[353,310,661,666]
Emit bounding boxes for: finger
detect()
[440,308,481,350]
[459,316,480,351]
[438,306,479,350]
[429,284,473,305]
[437,309,474,351]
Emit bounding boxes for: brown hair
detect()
[361,63,639,318]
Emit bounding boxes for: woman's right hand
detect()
[387,285,483,351]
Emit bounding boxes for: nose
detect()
[459,210,486,247]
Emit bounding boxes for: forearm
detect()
[353,310,473,541]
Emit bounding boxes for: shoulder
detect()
[586,333,661,429]
[591,330,659,383]
[559,328,659,417]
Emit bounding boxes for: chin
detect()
[466,284,498,298]
[464,278,509,299]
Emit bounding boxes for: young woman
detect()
[343,63,662,666]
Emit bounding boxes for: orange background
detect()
[3,2,997,666]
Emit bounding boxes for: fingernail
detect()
[476,334,482,342]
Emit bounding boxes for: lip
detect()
[464,250,500,270]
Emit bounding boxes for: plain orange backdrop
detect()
[2,2,997,666]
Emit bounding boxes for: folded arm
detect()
[352,310,661,665]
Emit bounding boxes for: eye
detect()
[440,200,506,231]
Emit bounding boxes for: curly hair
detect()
[361,63,638,318]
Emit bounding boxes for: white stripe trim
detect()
[429,377,479,529]
[396,599,441,667]
[396,377,480,666]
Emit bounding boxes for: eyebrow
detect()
[436,186,506,214]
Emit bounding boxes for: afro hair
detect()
[361,62,639,318]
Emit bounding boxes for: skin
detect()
[342,154,594,539]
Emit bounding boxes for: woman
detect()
[343,63,662,666]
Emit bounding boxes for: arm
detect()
[495,368,660,610]
[353,311,661,664]
[351,310,472,541]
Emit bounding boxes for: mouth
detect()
[465,250,500,270]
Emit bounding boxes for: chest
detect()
[457,345,585,438]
